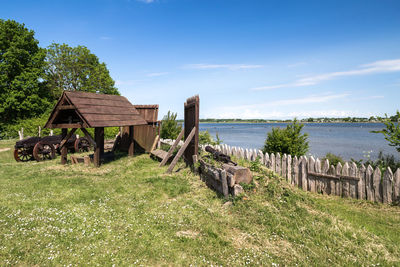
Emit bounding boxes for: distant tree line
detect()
[0,19,119,124]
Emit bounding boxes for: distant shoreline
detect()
[177,120,382,124]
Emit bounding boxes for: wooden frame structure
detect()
[44,91,147,167]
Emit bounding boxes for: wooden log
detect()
[366,165,374,201]
[84,156,91,166]
[335,162,342,196]
[275,153,281,176]
[373,167,382,203]
[270,153,275,172]
[382,167,393,204]
[159,129,184,167]
[166,127,196,173]
[282,154,287,179]
[292,156,299,186]
[308,156,316,192]
[349,162,358,198]
[393,168,400,204]
[222,164,253,184]
[358,164,366,199]
[221,170,229,198]
[287,154,292,184]
[341,162,350,198]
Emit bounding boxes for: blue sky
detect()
[2,0,400,119]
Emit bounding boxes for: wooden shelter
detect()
[44,91,147,166]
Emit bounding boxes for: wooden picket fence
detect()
[202,144,400,205]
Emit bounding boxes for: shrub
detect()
[323,153,344,167]
[160,111,182,140]
[372,111,400,153]
[262,119,309,157]
[199,130,222,145]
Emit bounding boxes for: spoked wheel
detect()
[14,147,34,162]
[74,137,91,152]
[33,142,56,162]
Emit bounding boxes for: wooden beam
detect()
[51,123,83,129]
[128,126,134,156]
[150,135,160,152]
[159,129,184,167]
[166,127,196,174]
[94,127,104,167]
[61,128,68,165]
[80,128,96,148]
[56,105,75,110]
[59,128,77,150]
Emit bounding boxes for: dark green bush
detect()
[160,111,182,140]
[323,153,345,167]
[262,119,309,157]
[199,130,222,145]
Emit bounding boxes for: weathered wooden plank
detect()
[336,162,342,196]
[275,153,281,176]
[94,127,104,167]
[167,127,196,173]
[282,154,287,179]
[287,154,292,184]
[382,167,393,204]
[264,152,270,168]
[89,120,147,127]
[373,167,382,203]
[300,157,307,191]
[159,129,184,167]
[366,165,374,201]
[358,164,366,199]
[315,158,322,193]
[270,153,275,172]
[308,156,316,192]
[341,162,350,198]
[349,162,358,199]
[292,156,298,186]
[394,168,400,204]
[328,165,336,195]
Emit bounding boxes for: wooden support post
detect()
[59,128,77,150]
[128,126,134,156]
[166,127,196,174]
[159,129,184,167]
[94,127,104,167]
[183,95,199,165]
[61,128,68,165]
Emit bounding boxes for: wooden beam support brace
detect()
[159,129,184,167]
[166,127,196,174]
[59,128,77,150]
[81,128,97,149]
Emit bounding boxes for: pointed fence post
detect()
[373,167,382,203]
[315,158,322,193]
[264,152,270,168]
[300,157,308,191]
[270,153,275,172]
[383,167,393,204]
[358,164,366,199]
[292,156,299,186]
[336,162,342,196]
[349,162,358,199]
[366,165,374,201]
[341,162,350,198]
[393,168,400,204]
[308,156,316,192]
[282,154,287,180]
[328,164,336,195]
[275,153,281,176]
[287,154,292,184]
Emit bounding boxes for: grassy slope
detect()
[0,139,399,266]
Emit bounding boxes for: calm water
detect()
[199,123,398,161]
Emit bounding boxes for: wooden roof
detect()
[134,104,159,123]
[44,91,148,128]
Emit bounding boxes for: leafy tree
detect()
[45,43,119,99]
[262,119,309,156]
[372,111,400,152]
[160,111,182,139]
[0,19,51,123]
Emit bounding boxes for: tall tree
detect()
[45,43,119,99]
[0,19,51,123]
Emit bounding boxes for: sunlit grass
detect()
[0,139,399,265]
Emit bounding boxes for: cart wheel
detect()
[33,142,56,161]
[74,137,91,152]
[14,147,34,162]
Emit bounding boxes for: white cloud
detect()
[253,58,400,91]
[287,62,307,68]
[137,0,154,3]
[184,63,264,71]
[147,72,169,77]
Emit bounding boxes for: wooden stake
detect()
[159,129,184,167]
[166,127,196,174]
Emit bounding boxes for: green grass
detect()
[0,139,399,266]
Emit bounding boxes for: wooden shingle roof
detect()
[44,91,148,128]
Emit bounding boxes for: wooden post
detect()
[183,95,199,165]
[38,126,41,137]
[349,162,358,198]
[160,129,184,167]
[358,164,366,199]
[61,128,68,165]
[366,165,374,201]
[94,127,104,167]
[167,127,196,174]
[341,162,350,198]
[128,126,134,157]
[382,167,393,204]
[221,170,229,198]
[393,168,400,204]
[373,167,382,202]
